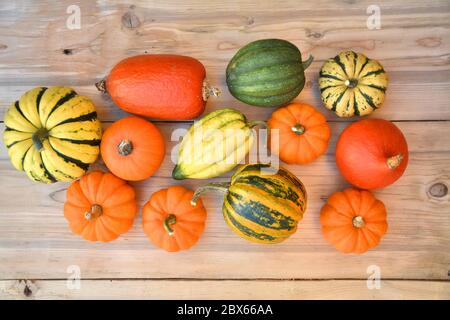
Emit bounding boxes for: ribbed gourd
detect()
[191,163,307,244]
[172,108,265,180]
[3,86,102,183]
[226,39,313,107]
[318,51,388,117]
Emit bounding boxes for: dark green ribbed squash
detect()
[226,39,313,107]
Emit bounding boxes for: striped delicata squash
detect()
[3,86,102,183]
[192,163,307,244]
[318,51,388,117]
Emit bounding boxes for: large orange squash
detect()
[96,55,219,120]
[64,171,137,242]
[336,119,408,189]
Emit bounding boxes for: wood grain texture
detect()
[0,0,449,299]
[1,279,449,300]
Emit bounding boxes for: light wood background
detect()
[0,0,449,300]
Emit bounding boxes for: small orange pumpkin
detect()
[64,171,137,242]
[268,103,331,164]
[100,116,165,181]
[142,186,207,252]
[320,188,388,254]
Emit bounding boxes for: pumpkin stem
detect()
[95,79,107,93]
[344,79,358,88]
[352,216,365,228]
[85,204,103,220]
[191,182,231,206]
[387,154,404,169]
[248,120,267,128]
[302,54,314,70]
[291,124,305,135]
[118,139,133,156]
[202,80,221,101]
[32,127,49,152]
[163,214,177,236]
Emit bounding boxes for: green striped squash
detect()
[226,39,313,107]
[191,163,307,244]
[318,51,388,117]
[3,86,102,183]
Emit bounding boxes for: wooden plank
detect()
[1,279,449,300]
[0,121,449,280]
[0,0,449,121]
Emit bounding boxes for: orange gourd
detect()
[100,116,165,181]
[320,188,388,254]
[336,118,408,189]
[268,103,331,164]
[64,171,137,242]
[142,186,207,252]
[96,54,219,120]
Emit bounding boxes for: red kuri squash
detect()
[96,54,219,120]
[336,119,408,189]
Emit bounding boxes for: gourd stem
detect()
[344,79,358,88]
[387,154,403,169]
[85,204,103,220]
[95,79,107,93]
[352,216,365,228]
[202,80,221,101]
[163,214,177,236]
[32,128,49,152]
[302,55,314,70]
[291,124,305,135]
[191,182,231,206]
[248,120,267,128]
[118,139,133,156]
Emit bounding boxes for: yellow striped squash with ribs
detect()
[318,51,388,117]
[192,163,307,244]
[3,86,102,183]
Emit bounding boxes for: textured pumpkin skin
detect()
[319,51,388,117]
[103,54,212,120]
[336,119,408,189]
[142,186,207,252]
[101,116,165,181]
[173,108,257,180]
[64,171,137,242]
[3,86,102,183]
[195,163,306,244]
[320,188,388,254]
[268,103,331,164]
[226,39,313,107]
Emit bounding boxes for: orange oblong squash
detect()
[320,188,388,254]
[142,186,207,252]
[268,103,331,164]
[64,171,137,242]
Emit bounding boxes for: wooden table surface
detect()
[0,0,449,300]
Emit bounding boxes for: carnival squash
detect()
[3,86,102,183]
[64,171,137,242]
[101,116,165,181]
[268,103,331,164]
[97,54,219,120]
[226,39,313,107]
[142,186,207,252]
[191,163,307,244]
[172,108,265,180]
[319,51,388,117]
[336,119,408,189]
[320,188,388,254]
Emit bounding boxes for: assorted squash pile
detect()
[3,38,409,255]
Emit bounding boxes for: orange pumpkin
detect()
[336,118,408,189]
[64,171,137,242]
[142,186,207,252]
[100,116,165,181]
[320,188,388,254]
[268,103,331,164]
